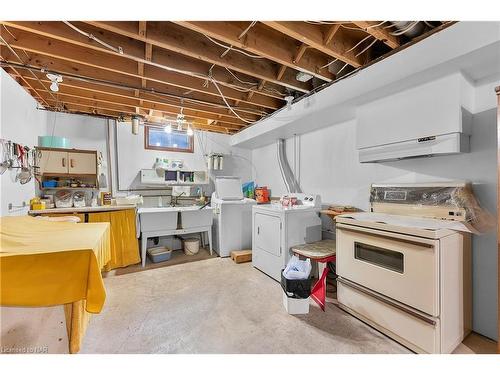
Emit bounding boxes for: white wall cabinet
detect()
[68,152,97,175]
[38,148,97,176]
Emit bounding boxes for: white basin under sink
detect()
[137,205,214,232]
[179,206,214,229]
[137,205,214,267]
[137,207,179,232]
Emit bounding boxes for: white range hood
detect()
[359,132,470,163]
[356,74,473,163]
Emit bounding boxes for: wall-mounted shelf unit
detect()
[140,169,208,186]
[36,147,99,189]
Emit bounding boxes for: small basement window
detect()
[144,126,194,153]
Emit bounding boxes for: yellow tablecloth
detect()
[0,216,111,352]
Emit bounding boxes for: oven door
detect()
[336,223,439,316]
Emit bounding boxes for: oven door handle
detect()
[337,224,435,248]
[338,278,437,326]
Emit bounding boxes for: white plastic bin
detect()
[282,292,310,314]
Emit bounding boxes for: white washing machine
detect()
[211,176,256,257]
[252,193,322,281]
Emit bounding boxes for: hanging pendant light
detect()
[131,116,140,135]
[164,123,172,133]
[46,73,63,92]
[187,126,193,136]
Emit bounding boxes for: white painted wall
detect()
[0,70,47,216]
[251,101,498,340]
[44,111,110,189]
[114,122,253,195]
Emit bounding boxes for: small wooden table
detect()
[291,240,336,311]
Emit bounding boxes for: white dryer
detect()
[252,193,322,281]
[211,176,256,257]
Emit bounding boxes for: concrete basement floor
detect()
[81,257,410,354]
[2,256,496,354]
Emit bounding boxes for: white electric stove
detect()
[336,182,473,354]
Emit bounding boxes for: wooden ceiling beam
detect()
[83,21,311,93]
[277,65,287,81]
[15,72,257,126]
[43,97,237,133]
[13,67,266,119]
[0,22,282,109]
[174,21,334,82]
[0,35,280,113]
[323,24,341,46]
[262,21,362,67]
[26,82,245,129]
[351,21,400,49]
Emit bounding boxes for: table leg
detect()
[200,232,205,248]
[207,229,213,255]
[141,236,148,267]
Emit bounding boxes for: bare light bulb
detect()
[164,124,172,133]
[187,126,193,136]
[50,81,59,92]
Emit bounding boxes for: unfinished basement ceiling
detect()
[0,21,452,134]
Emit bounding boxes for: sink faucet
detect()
[171,192,186,207]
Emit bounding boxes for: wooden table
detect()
[0,216,111,353]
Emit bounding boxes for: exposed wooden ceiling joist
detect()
[174,21,334,82]
[4,21,285,102]
[10,71,259,126]
[262,21,363,67]
[83,21,311,94]
[19,76,247,129]
[0,20,449,134]
[351,21,400,49]
[0,23,281,111]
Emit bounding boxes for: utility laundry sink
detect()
[179,206,214,229]
[137,206,179,232]
[137,206,214,231]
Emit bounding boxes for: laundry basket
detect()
[183,238,200,256]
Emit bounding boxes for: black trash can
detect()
[280,269,312,299]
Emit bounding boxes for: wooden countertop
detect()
[29,205,136,215]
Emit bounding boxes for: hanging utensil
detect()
[16,144,32,184]
[0,140,12,175]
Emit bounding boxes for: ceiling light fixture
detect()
[284,95,294,110]
[46,73,63,92]
[131,116,140,135]
[164,123,172,133]
[187,126,194,136]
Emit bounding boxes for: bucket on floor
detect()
[183,238,200,255]
[147,246,172,263]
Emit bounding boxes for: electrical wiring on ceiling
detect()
[209,78,254,124]
[225,67,259,86]
[0,33,57,103]
[56,22,282,123]
[320,34,374,70]
[64,21,124,54]
[237,21,257,40]
[223,67,287,97]
[355,37,378,57]
[203,34,266,59]
[390,21,421,35]
[305,21,345,25]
